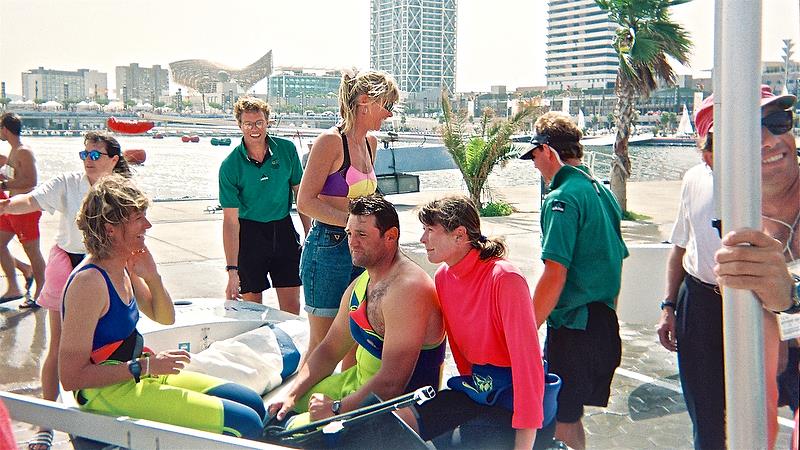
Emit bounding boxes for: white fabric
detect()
[185,320,308,395]
[30,172,90,253]
[669,163,721,284]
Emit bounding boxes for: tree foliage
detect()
[595,0,692,211]
[440,91,540,209]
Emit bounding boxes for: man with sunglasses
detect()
[219,97,310,313]
[0,112,45,307]
[520,112,628,450]
[658,85,798,449]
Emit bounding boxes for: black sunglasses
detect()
[761,110,794,136]
[383,101,395,113]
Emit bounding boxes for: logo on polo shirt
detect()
[552,200,566,213]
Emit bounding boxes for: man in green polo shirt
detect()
[219,97,311,313]
[520,111,627,450]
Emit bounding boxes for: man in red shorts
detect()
[0,112,44,307]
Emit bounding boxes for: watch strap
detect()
[779,277,800,315]
[660,300,677,311]
[225,265,238,272]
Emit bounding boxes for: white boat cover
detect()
[184,320,309,395]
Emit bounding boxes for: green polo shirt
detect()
[540,164,629,330]
[218,135,303,223]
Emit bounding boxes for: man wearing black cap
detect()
[520,111,628,450]
[659,85,799,449]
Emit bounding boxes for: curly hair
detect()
[418,196,506,260]
[233,97,271,123]
[338,69,400,133]
[84,131,132,178]
[77,174,150,259]
[534,111,584,160]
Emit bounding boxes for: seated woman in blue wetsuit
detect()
[58,174,266,440]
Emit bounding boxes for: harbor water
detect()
[24,136,702,201]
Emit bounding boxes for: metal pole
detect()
[717,1,767,448]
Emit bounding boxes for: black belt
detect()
[686,274,719,292]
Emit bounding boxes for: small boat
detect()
[211,137,232,146]
[181,135,191,142]
[122,149,146,165]
[2,299,308,449]
[107,117,155,135]
[190,135,200,143]
[152,133,165,139]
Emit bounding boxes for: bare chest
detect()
[365,281,389,336]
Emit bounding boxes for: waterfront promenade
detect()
[2,180,795,448]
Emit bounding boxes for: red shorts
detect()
[0,210,42,242]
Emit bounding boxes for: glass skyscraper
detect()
[370,0,457,94]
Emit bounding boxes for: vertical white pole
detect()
[718,1,768,448]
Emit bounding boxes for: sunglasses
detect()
[762,110,794,136]
[383,102,395,113]
[79,150,109,161]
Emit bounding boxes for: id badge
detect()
[779,261,800,341]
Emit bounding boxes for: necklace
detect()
[761,207,800,261]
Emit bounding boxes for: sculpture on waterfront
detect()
[169,51,273,93]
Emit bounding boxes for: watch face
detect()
[331,400,341,414]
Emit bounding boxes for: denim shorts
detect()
[300,222,364,317]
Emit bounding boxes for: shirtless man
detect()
[0,112,44,306]
[269,195,445,424]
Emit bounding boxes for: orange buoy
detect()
[122,149,146,165]
[181,135,191,142]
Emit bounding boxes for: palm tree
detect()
[440,90,540,209]
[596,0,692,211]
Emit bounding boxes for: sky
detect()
[0,0,798,97]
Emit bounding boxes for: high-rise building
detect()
[21,67,107,101]
[370,0,457,94]
[546,0,618,90]
[115,63,169,103]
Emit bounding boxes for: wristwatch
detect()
[225,265,238,272]
[127,359,142,383]
[330,400,341,415]
[778,276,800,315]
[660,300,677,311]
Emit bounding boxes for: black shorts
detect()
[237,215,301,293]
[544,302,621,423]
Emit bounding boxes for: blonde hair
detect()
[234,97,271,123]
[77,174,150,259]
[338,69,400,133]
[418,196,506,260]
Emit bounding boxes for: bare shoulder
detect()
[63,267,110,316]
[389,258,436,298]
[313,128,344,150]
[9,145,34,163]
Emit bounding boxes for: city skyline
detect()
[1,0,798,97]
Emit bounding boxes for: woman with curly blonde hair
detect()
[59,175,266,439]
[297,69,399,356]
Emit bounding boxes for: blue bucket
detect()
[542,372,561,427]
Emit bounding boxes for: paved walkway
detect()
[2,181,796,448]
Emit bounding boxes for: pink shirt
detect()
[435,249,544,429]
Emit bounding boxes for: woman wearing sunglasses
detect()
[297,69,399,358]
[0,131,130,450]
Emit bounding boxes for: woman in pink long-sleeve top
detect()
[404,195,545,450]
